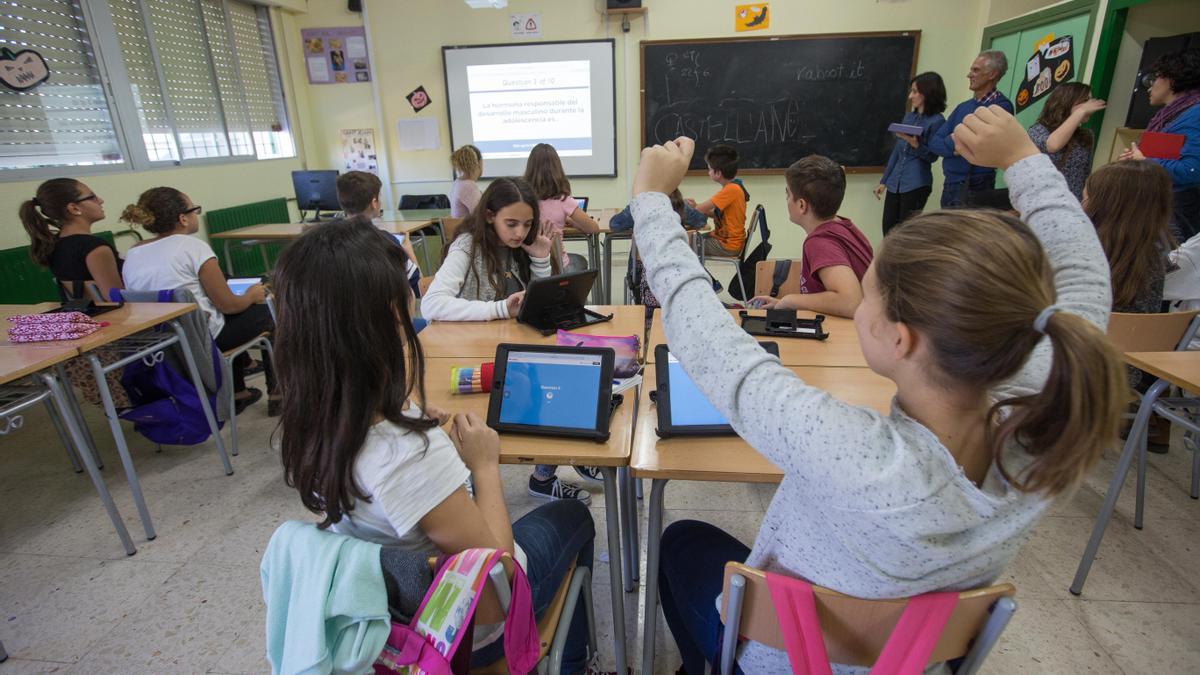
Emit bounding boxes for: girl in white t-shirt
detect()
[120,187,276,414]
[523,143,598,271]
[272,219,596,672]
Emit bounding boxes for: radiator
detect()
[204,197,290,277]
[0,231,117,303]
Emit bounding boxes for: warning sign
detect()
[510,12,542,39]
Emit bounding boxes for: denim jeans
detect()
[940,173,997,208]
[659,520,751,674]
[471,499,595,673]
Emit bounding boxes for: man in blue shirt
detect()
[929,50,1015,207]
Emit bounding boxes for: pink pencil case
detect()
[7,312,106,343]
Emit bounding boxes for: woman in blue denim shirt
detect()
[875,72,947,235]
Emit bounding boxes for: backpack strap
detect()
[765,572,834,675]
[868,592,958,674]
[770,260,791,298]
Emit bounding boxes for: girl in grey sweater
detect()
[632,108,1127,674]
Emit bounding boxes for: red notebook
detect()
[1139,132,1185,160]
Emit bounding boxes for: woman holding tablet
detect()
[272,219,596,672]
[121,187,276,415]
[632,110,1124,673]
[874,72,947,235]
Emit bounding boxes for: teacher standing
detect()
[929,50,1015,207]
[874,71,947,234]
[1121,49,1200,242]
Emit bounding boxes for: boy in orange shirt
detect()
[689,144,749,256]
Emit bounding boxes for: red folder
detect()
[1140,132,1185,160]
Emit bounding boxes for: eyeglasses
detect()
[183,205,203,215]
[73,194,99,204]
[1141,72,1158,89]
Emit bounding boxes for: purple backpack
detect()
[116,290,224,445]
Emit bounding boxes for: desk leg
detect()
[169,321,233,476]
[223,240,235,276]
[55,363,101,468]
[601,467,628,673]
[641,478,669,675]
[588,234,602,305]
[41,372,136,555]
[618,467,635,593]
[1071,378,1167,595]
[87,353,155,540]
[257,243,271,274]
[624,469,640,584]
[44,398,82,473]
[603,234,614,305]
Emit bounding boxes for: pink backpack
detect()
[765,573,959,675]
[374,548,540,675]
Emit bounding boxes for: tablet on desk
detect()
[226,278,259,296]
[573,196,589,212]
[516,269,613,335]
[653,342,779,438]
[487,344,615,442]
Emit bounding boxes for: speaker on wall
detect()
[607,0,642,8]
[348,0,361,11]
[1126,32,1200,129]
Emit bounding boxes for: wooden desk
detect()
[419,305,646,360]
[420,357,634,668]
[1124,351,1200,391]
[647,308,867,367]
[633,363,894,674]
[59,303,197,354]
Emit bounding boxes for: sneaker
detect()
[574,465,604,484]
[528,475,591,505]
[234,387,262,415]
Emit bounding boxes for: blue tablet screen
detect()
[666,353,728,426]
[499,351,602,429]
[227,278,258,296]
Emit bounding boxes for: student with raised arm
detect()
[632,109,1125,673]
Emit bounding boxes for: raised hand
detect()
[633,136,696,196]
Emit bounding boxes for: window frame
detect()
[1,0,294,182]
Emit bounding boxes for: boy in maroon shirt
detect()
[750,154,874,318]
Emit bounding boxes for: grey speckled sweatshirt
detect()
[631,153,1111,673]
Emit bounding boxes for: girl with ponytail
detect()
[19,178,123,300]
[631,107,1125,674]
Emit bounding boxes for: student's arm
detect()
[927,106,960,158]
[198,258,262,314]
[693,198,717,216]
[84,245,123,300]
[421,240,510,321]
[775,265,863,318]
[400,236,421,275]
[954,106,1112,397]
[911,116,945,163]
[419,413,514,556]
[567,207,600,234]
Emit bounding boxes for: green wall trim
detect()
[981,0,1101,51]
[1085,0,1151,135]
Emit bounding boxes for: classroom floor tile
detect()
[3,358,1200,674]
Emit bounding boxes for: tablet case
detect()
[486,343,615,442]
[1139,131,1185,160]
[653,342,780,438]
[739,310,829,340]
[887,122,924,135]
[517,269,614,335]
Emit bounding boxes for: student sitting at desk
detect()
[121,188,276,415]
[422,178,593,505]
[20,178,124,301]
[749,155,873,319]
[524,143,598,272]
[632,109,1125,673]
[335,170,421,295]
[687,143,748,258]
[271,219,596,672]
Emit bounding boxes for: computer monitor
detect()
[291,170,340,221]
[574,196,589,212]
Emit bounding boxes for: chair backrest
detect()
[399,194,450,210]
[754,260,802,298]
[720,562,1016,668]
[734,205,762,259]
[439,216,464,242]
[57,279,105,303]
[1107,310,1200,353]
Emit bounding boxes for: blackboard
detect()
[641,32,920,173]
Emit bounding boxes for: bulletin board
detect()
[301,26,371,85]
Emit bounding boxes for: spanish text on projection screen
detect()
[467,60,593,159]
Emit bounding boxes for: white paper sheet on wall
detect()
[346,36,367,59]
[397,118,441,151]
[307,57,329,83]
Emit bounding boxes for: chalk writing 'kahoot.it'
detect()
[796,61,867,81]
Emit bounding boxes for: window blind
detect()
[109,0,177,160]
[0,0,124,169]
[228,1,292,159]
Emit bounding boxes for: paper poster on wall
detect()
[1015,34,1073,113]
[341,128,378,174]
[735,4,769,32]
[510,13,542,39]
[397,118,441,151]
[0,47,51,91]
[301,27,371,85]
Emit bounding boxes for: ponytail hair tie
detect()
[1033,303,1065,335]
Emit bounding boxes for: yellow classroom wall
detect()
[1094,0,1200,169]
[2,0,1073,256]
[288,0,1020,256]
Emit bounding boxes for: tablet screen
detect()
[227,278,259,296]
[666,353,728,426]
[498,350,603,429]
[392,232,407,246]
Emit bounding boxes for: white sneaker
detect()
[528,475,591,505]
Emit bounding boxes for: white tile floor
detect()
[2,252,1199,674]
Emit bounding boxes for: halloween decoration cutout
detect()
[0,48,50,92]
[1015,35,1074,114]
[406,85,431,113]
